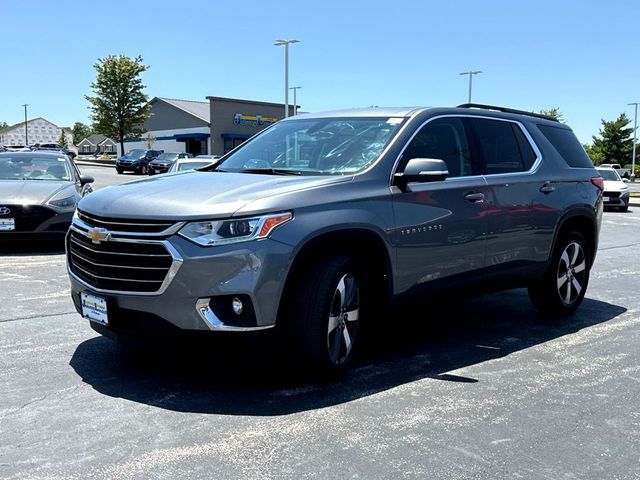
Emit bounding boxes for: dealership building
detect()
[121,96,296,156]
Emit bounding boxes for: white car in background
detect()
[167,155,220,173]
[596,167,630,211]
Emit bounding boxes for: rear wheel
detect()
[289,255,363,378]
[529,230,591,316]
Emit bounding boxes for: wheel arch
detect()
[276,227,394,323]
[552,208,598,263]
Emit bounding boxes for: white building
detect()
[0,117,72,147]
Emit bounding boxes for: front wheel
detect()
[139,163,149,175]
[116,167,123,174]
[289,255,363,378]
[529,230,591,316]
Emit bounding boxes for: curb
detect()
[75,160,117,167]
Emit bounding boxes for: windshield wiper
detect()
[234,168,303,176]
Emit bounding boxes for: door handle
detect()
[540,182,555,194]
[464,192,485,202]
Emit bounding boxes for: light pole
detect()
[629,102,639,182]
[274,39,300,118]
[459,70,482,104]
[22,104,28,145]
[289,86,302,115]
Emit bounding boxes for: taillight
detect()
[591,176,604,191]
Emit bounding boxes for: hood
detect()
[0,180,70,205]
[603,180,628,192]
[78,171,351,219]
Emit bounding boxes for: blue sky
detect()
[1,0,639,143]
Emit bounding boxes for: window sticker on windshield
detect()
[387,118,403,125]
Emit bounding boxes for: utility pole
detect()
[274,39,300,118]
[459,71,482,103]
[629,102,639,182]
[22,104,28,146]
[289,86,302,115]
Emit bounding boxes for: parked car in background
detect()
[31,143,78,160]
[596,167,630,211]
[148,152,193,175]
[167,155,220,173]
[599,163,631,180]
[115,149,163,175]
[0,151,93,238]
[67,104,602,378]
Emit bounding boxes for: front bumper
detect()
[116,160,142,172]
[68,231,294,334]
[602,190,629,208]
[0,206,72,237]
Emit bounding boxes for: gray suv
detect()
[67,104,603,376]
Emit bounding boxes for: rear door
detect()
[467,117,548,279]
[391,116,489,294]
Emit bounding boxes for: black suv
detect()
[68,104,603,377]
[115,149,163,175]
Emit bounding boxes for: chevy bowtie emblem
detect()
[0,206,10,215]
[86,227,111,244]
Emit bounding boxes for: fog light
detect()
[231,297,243,315]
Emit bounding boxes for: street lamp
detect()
[22,103,28,145]
[629,102,639,182]
[289,86,302,115]
[274,39,300,118]
[459,70,482,104]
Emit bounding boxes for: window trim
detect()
[390,114,542,186]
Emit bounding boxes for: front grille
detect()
[67,229,174,293]
[77,209,175,233]
[603,191,621,198]
[0,205,57,232]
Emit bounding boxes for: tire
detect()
[288,255,364,378]
[619,204,628,212]
[528,230,591,316]
[139,163,149,175]
[116,167,123,174]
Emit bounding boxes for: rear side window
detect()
[537,124,593,168]
[469,118,536,174]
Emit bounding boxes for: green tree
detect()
[587,113,634,165]
[57,129,68,147]
[71,122,92,145]
[0,121,8,130]
[85,55,151,155]
[538,108,564,121]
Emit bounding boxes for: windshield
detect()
[122,149,146,159]
[598,169,621,181]
[0,155,70,181]
[154,153,179,161]
[216,117,404,175]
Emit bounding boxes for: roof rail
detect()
[456,103,560,122]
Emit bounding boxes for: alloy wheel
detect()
[327,273,360,365]
[556,241,586,306]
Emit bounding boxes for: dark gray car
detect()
[66,104,603,377]
[0,151,93,238]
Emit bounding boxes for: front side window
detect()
[401,117,475,178]
[217,117,404,176]
[469,118,535,174]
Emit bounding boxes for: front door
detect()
[391,116,489,295]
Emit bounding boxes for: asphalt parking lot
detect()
[1,166,639,479]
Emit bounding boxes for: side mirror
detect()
[80,175,94,186]
[394,158,449,190]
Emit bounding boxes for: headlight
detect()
[179,212,292,246]
[46,191,77,211]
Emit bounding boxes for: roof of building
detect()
[0,117,53,134]
[154,97,210,123]
[78,134,107,145]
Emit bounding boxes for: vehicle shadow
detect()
[69,289,626,416]
[0,238,65,255]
